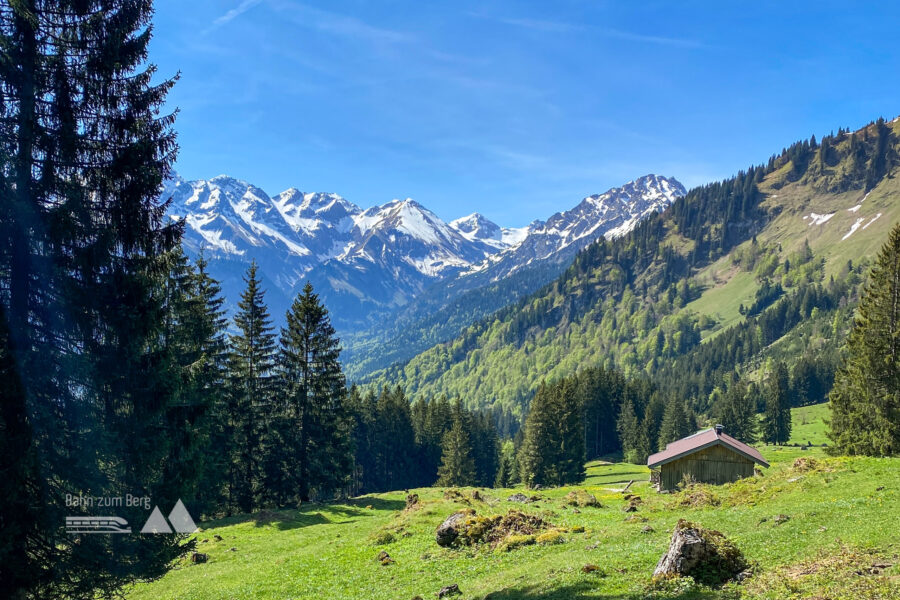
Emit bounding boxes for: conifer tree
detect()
[556,379,586,484]
[418,395,453,485]
[0,1,187,596]
[494,439,518,487]
[436,412,477,487]
[717,377,757,443]
[616,397,642,464]
[470,409,501,486]
[518,380,584,486]
[160,250,229,516]
[762,362,792,444]
[347,385,378,495]
[830,223,900,455]
[657,398,692,450]
[518,382,557,487]
[191,256,232,514]
[228,261,277,512]
[373,386,417,491]
[277,282,351,502]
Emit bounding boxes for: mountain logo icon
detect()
[141,499,198,534]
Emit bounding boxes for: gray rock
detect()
[435,512,468,547]
[653,520,747,586]
[507,493,529,503]
[437,584,461,598]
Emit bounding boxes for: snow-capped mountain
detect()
[464,174,686,282]
[162,173,684,330]
[449,213,528,250]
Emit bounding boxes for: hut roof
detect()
[647,427,769,468]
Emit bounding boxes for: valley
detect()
[126,405,900,600]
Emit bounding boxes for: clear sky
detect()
[151,1,900,227]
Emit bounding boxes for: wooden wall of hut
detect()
[658,444,755,491]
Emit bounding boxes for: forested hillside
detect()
[367,119,900,426]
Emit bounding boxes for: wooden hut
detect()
[647,425,768,492]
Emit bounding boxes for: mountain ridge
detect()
[163,173,684,331]
[363,118,900,421]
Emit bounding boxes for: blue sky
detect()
[152,1,900,226]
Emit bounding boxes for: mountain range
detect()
[364,118,900,424]
[163,173,685,335]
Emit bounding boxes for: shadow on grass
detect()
[201,496,406,531]
[482,581,721,600]
[343,496,406,511]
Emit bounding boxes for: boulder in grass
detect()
[653,519,748,586]
[507,493,529,503]
[190,552,208,564]
[435,512,469,547]
[437,583,461,598]
[564,490,601,508]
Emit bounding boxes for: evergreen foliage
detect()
[435,409,477,487]
[762,362,793,444]
[227,262,277,513]
[714,377,758,443]
[829,223,900,455]
[275,283,352,502]
[0,0,193,596]
[657,398,694,451]
[518,380,585,487]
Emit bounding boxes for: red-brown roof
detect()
[647,427,769,468]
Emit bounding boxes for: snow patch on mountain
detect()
[462,174,685,280]
[842,217,865,240]
[805,212,835,226]
[163,172,685,329]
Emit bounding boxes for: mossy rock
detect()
[499,534,535,552]
[564,490,602,508]
[653,519,748,586]
[536,530,565,545]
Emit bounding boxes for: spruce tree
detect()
[373,386,417,491]
[518,380,584,486]
[159,250,229,516]
[657,398,692,450]
[470,409,501,486]
[556,379,586,484]
[0,1,187,597]
[616,397,642,464]
[518,382,556,487]
[277,282,351,502]
[494,439,518,487]
[762,362,792,444]
[830,223,900,455]
[189,255,231,515]
[347,385,378,495]
[436,413,477,487]
[718,377,757,443]
[228,261,277,513]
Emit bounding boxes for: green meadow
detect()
[129,405,900,600]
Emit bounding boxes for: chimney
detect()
[714,424,724,436]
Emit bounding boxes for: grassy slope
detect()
[789,402,831,446]
[369,129,900,410]
[684,163,900,343]
[129,406,899,600]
